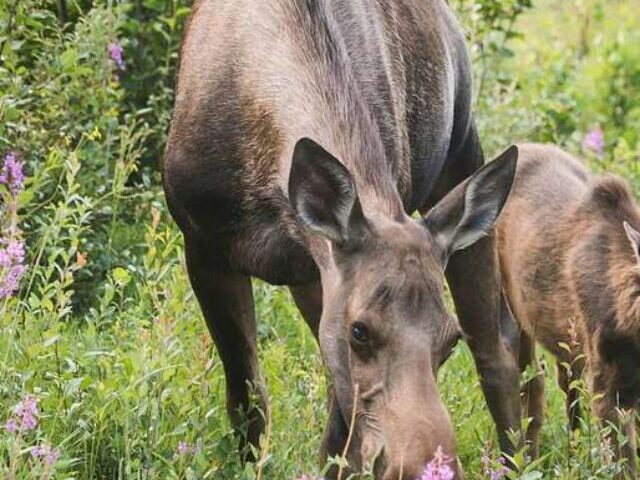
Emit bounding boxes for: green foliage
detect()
[0,0,639,478]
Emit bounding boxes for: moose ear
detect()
[289,138,369,247]
[623,221,640,261]
[423,145,518,263]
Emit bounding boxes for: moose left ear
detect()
[288,138,370,248]
[623,221,640,261]
[423,145,518,264]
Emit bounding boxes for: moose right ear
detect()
[288,138,369,248]
[423,145,518,264]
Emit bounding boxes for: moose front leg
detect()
[290,283,350,479]
[185,236,267,461]
[446,233,523,458]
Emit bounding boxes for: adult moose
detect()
[163,0,520,477]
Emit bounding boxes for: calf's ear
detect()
[623,221,640,261]
[423,145,518,264]
[288,138,369,248]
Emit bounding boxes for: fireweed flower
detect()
[177,440,190,456]
[418,446,455,480]
[481,450,509,480]
[177,439,200,457]
[582,127,605,156]
[31,443,60,467]
[15,394,38,430]
[3,264,25,297]
[0,152,27,299]
[5,418,17,433]
[108,41,125,70]
[6,239,25,262]
[0,152,25,195]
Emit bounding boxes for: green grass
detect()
[1,0,639,478]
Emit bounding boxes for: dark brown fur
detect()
[163,1,522,478]
[498,144,640,475]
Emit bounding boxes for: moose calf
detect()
[498,144,640,476]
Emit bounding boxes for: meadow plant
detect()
[481,449,509,480]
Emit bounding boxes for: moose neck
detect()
[282,0,412,269]
[309,72,406,217]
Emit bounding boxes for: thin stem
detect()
[0,0,20,66]
[337,383,359,480]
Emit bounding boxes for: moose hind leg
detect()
[519,331,544,458]
[185,236,267,461]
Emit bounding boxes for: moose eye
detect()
[351,322,369,344]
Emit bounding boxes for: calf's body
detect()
[498,144,640,475]
[163,1,522,477]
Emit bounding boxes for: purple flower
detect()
[177,439,201,457]
[481,451,509,480]
[45,447,60,467]
[177,440,190,456]
[31,443,60,467]
[31,445,44,457]
[0,152,25,195]
[0,238,26,299]
[418,446,455,480]
[15,394,38,431]
[5,418,17,433]
[0,249,10,268]
[6,240,25,263]
[108,42,125,71]
[582,127,605,155]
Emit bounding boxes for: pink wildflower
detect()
[0,238,26,298]
[31,443,60,467]
[418,446,455,480]
[6,240,25,262]
[582,127,605,155]
[0,152,25,195]
[0,249,10,268]
[15,394,38,431]
[481,450,509,480]
[108,42,125,70]
[177,440,190,456]
[5,418,17,433]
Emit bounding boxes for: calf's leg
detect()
[185,236,267,461]
[519,332,544,458]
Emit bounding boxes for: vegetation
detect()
[0,0,638,478]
